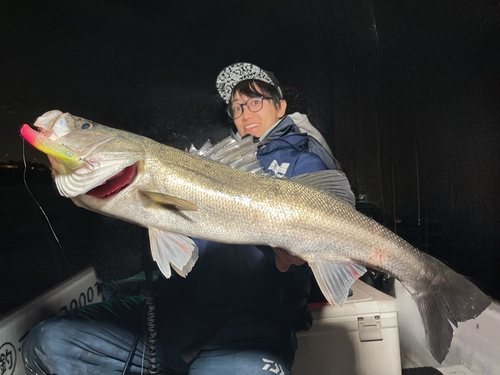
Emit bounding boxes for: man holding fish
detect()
[22,63,349,374]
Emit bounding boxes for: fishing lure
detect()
[20,124,85,169]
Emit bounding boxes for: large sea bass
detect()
[21,110,490,363]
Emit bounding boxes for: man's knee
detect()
[24,319,54,351]
[22,317,69,374]
[190,349,292,375]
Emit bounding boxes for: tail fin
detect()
[410,255,491,363]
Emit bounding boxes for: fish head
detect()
[21,110,144,198]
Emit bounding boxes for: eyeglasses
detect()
[226,96,273,119]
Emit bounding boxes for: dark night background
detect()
[1,0,499,315]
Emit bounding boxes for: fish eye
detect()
[80,122,93,130]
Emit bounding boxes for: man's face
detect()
[231,90,286,138]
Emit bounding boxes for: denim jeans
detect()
[22,295,295,375]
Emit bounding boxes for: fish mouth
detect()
[85,163,138,198]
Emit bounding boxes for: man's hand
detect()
[273,247,306,272]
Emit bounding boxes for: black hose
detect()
[120,266,160,375]
[144,288,159,374]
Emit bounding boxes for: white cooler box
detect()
[293,279,401,375]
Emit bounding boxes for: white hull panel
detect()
[0,267,102,375]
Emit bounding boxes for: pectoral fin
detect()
[309,262,367,305]
[140,190,198,211]
[148,228,199,278]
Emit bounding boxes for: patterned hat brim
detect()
[216,62,281,103]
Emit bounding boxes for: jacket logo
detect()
[268,160,290,177]
[262,358,285,375]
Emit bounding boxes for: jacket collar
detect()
[257,115,303,145]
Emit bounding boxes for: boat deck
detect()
[403,365,479,375]
[1,267,499,375]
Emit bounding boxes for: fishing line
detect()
[22,138,73,275]
[141,339,146,375]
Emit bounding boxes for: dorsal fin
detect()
[191,137,355,205]
[189,135,265,174]
[292,170,356,207]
